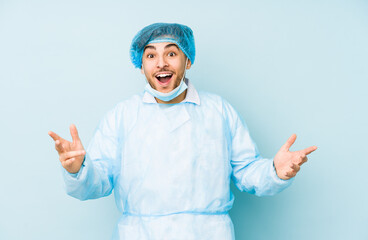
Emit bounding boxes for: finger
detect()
[62,158,75,168]
[282,134,297,151]
[294,154,306,164]
[55,140,65,153]
[70,124,81,143]
[290,163,300,172]
[302,146,318,155]
[298,156,308,166]
[285,171,297,178]
[60,150,86,161]
[48,131,62,141]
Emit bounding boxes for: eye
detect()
[147,54,154,58]
[168,52,176,57]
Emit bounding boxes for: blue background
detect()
[1,0,367,239]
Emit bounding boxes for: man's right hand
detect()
[48,124,86,174]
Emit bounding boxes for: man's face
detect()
[141,42,191,93]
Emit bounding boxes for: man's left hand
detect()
[273,134,317,180]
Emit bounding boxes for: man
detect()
[49,23,317,240]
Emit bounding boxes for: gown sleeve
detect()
[61,105,122,201]
[222,99,294,197]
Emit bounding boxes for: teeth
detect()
[156,73,172,78]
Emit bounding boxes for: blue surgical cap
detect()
[130,23,196,68]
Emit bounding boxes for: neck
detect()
[155,89,187,104]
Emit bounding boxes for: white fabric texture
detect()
[62,80,293,239]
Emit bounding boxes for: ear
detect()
[141,66,144,74]
[186,59,192,70]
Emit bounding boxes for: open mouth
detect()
[155,73,173,84]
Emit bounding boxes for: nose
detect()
[156,55,168,68]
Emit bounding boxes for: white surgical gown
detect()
[62,80,292,240]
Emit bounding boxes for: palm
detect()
[62,137,83,153]
[274,134,317,180]
[49,124,86,173]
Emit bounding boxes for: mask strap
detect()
[181,57,189,82]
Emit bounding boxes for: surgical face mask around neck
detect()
[143,58,188,102]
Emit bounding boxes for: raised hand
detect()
[273,134,317,180]
[48,124,86,174]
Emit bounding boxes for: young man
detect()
[49,23,317,240]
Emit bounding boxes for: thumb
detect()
[282,134,297,151]
[70,124,81,143]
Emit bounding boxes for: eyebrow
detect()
[164,43,180,50]
[143,43,180,52]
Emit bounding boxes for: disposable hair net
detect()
[130,23,196,68]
